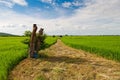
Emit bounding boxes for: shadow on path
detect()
[38,53,88,64]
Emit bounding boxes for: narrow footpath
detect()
[9,40,120,80]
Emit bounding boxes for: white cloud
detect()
[40,0,52,4]
[72,1,82,6]
[0,0,120,35]
[12,0,27,6]
[62,2,72,8]
[0,0,13,8]
[0,0,27,8]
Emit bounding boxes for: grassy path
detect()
[9,40,120,80]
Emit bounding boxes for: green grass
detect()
[38,36,57,50]
[61,36,120,62]
[0,37,28,80]
[45,36,57,46]
[0,36,57,80]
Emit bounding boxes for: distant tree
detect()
[53,35,55,37]
[65,34,68,36]
[24,30,31,36]
[59,35,63,37]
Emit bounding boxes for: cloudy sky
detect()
[0,0,120,35]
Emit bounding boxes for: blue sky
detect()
[12,0,83,18]
[0,0,120,35]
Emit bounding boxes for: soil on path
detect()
[9,40,120,80]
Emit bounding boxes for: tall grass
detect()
[45,36,57,46]
[61,36,120,62]
[0,36,57,80]
[0,37,28,80]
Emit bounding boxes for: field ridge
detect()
[9,39,120,80]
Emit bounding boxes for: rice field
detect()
[0,36,57,80]
[1,35,120,79]
[44,36,57,48]
[0,37,28,80]
[61,36,120,62]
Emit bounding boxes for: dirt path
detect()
[9,40,120,80]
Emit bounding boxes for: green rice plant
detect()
[0,37,28,80]
[61,36,120,62]
[44,36,57,47]
[0,36,57,80]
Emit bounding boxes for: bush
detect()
[21,38,30,45]
[24,31,31,37]
[22,34,47,50]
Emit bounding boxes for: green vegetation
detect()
[44,36,57,48]
[0,37,28,80]
[22,36,57,50]
[24,30,31,36]
[61,36,120,62]
[0,36,57,80]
